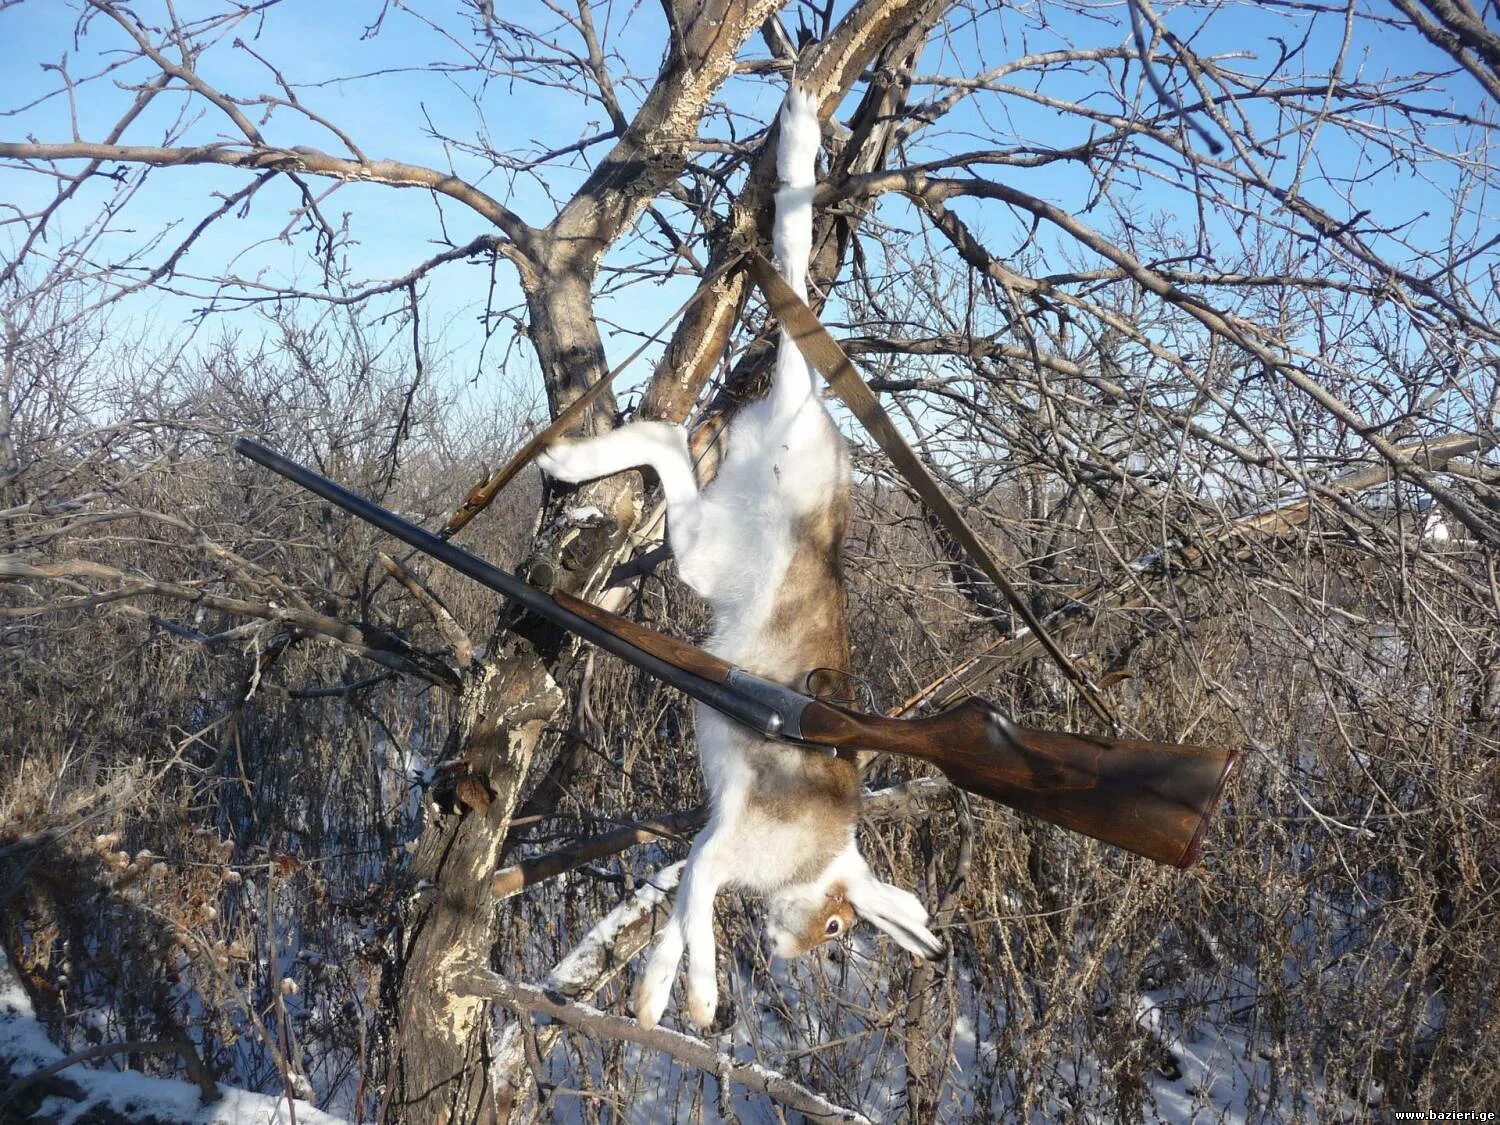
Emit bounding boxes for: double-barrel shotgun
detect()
[235,438,1239,869]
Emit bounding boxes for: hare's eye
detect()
[825,917,842,937]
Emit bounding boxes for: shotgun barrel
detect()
[233,438,783,736]
[235,438,1238,868]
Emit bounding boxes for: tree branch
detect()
[0,140,535,248]
[460,970,872,1123]
[378,552,475,670]
[875,170,1499,544]
[0,557,460,690]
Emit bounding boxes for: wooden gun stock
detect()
[798,698,1239,868]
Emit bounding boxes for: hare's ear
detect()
[846,871,945,961]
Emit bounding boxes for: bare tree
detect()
[2,0,1496,1121]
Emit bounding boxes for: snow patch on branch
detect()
[490,862,682,1087]
[546,862,682,988]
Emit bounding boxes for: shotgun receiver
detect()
[235,438,1238,868]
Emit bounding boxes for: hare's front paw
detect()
[533,443,571,480]
[632,939,681,1030]
[535,441,589,483]
[684,970,717,1031]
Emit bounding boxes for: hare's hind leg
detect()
[538,419,725,594]
[680,845,727,1029]
[537,420,697,507]
[632,912,684,1031]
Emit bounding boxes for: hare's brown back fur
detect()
[743,487,859,872]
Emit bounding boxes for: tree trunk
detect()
[381,258,642,1124]
[381,635,563,1125]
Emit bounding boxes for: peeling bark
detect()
[383,641,564,1124]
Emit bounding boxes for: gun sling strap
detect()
[746,255,1119,731]
[445,251,1118,731]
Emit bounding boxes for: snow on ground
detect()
[1138,989,1363,1124]
[1140,992,1266,1123]
[614,950,1346,1123]
[0,948,347,1125]
[2,891,1340,1124]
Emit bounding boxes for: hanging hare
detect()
[537,86,942,1030]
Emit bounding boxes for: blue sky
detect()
[1,1,1491,419]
